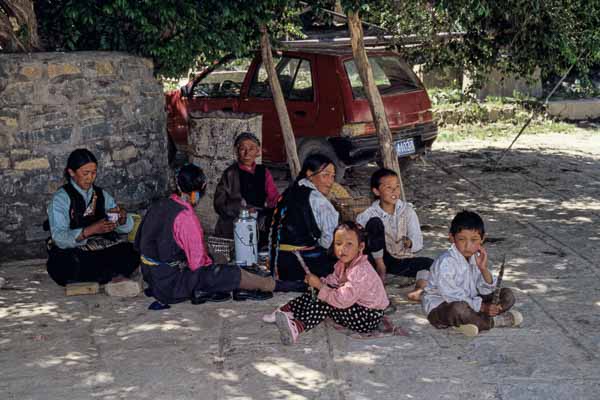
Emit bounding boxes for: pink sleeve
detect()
[318,264,367,308]
[173,210,212,271]
[321,272,340,287]
[264,169,280,208]
[321,262,342,286]
[318,279,362,309]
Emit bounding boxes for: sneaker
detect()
[493,310,523,328]
[275,311,299,345]
[105,279,141,297]
[455,324,479,337]
[262,308,292,324]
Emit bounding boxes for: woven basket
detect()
[333,196,372,222]
[206,236,234,263]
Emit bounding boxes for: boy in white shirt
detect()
[423,210,523,336]
[357,168,432,301]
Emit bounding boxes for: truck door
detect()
[239,54,318,163]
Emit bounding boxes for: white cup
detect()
[106,212,119,223]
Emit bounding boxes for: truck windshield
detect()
[344,56,422,99]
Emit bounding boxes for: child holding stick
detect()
[423,210,523,336]
[266,222,389,345]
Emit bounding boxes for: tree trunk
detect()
[347,10,405,201]
[259,24,301,179]
[0,0,41,52]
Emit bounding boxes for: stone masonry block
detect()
[0,116,17,128]
[0,156,9,169]
[112,145,138,162]
[16,127,72,146]
[82,122,111,141]
[48,63,81,79]
[95,61,114,76]
[14,157,50,170]
[10,148,31,158]
[0,82,34,105]
[19,65,43,80]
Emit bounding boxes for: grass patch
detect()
[437,120,578,142]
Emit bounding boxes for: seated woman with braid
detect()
[269,154,339,291]
[46,148,139,292]
[135,164,277,307]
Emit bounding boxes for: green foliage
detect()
[428,87,464,106]
[35,0,304,78]
[334,0,600,89]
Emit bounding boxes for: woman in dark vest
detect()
[213,132,279,245]
[270,154,339,289]
[135,164,277,306]
[46,149,139,287]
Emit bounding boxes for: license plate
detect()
[394,138,415,157]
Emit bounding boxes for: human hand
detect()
[85,219,116,237]
[402,236,412,250]
[304,273,322,290]
[109,206,127,225]
[475,245,488,272]
[482,303,502,316]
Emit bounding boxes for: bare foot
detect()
[407,288,423,302]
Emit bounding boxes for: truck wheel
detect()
[297,139,346,183]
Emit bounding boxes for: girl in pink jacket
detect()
[268,221,389,345]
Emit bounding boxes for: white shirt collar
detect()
[373,199,407,217]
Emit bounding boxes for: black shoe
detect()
[191,291,232,305]
[240,264,272,277]
[232,289,273,301]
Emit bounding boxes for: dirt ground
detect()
[1,128,599,399]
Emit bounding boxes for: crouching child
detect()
[422,210,523,336]
[266,222,389,344]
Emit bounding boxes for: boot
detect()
[493,309,523,328]
[455,324,479,337]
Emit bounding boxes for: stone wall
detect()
[547,99,600,120]
[463,68,542,99]
[0,51,169,260]
[188,111,262,234]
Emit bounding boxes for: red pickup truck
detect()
[166,48,437,178]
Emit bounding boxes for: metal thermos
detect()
[234,208,258,266]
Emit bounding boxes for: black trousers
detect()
[47,242,139,286]
[364,217,433,277]
[274,247,335,282]
[141,262,242,305]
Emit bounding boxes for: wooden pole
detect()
[347,10,406,201]
[259,24,301,179]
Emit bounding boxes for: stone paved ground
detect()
[1,130,599,399]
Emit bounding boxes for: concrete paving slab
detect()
[2,131,600,399]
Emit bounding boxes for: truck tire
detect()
[297,139,346,183]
